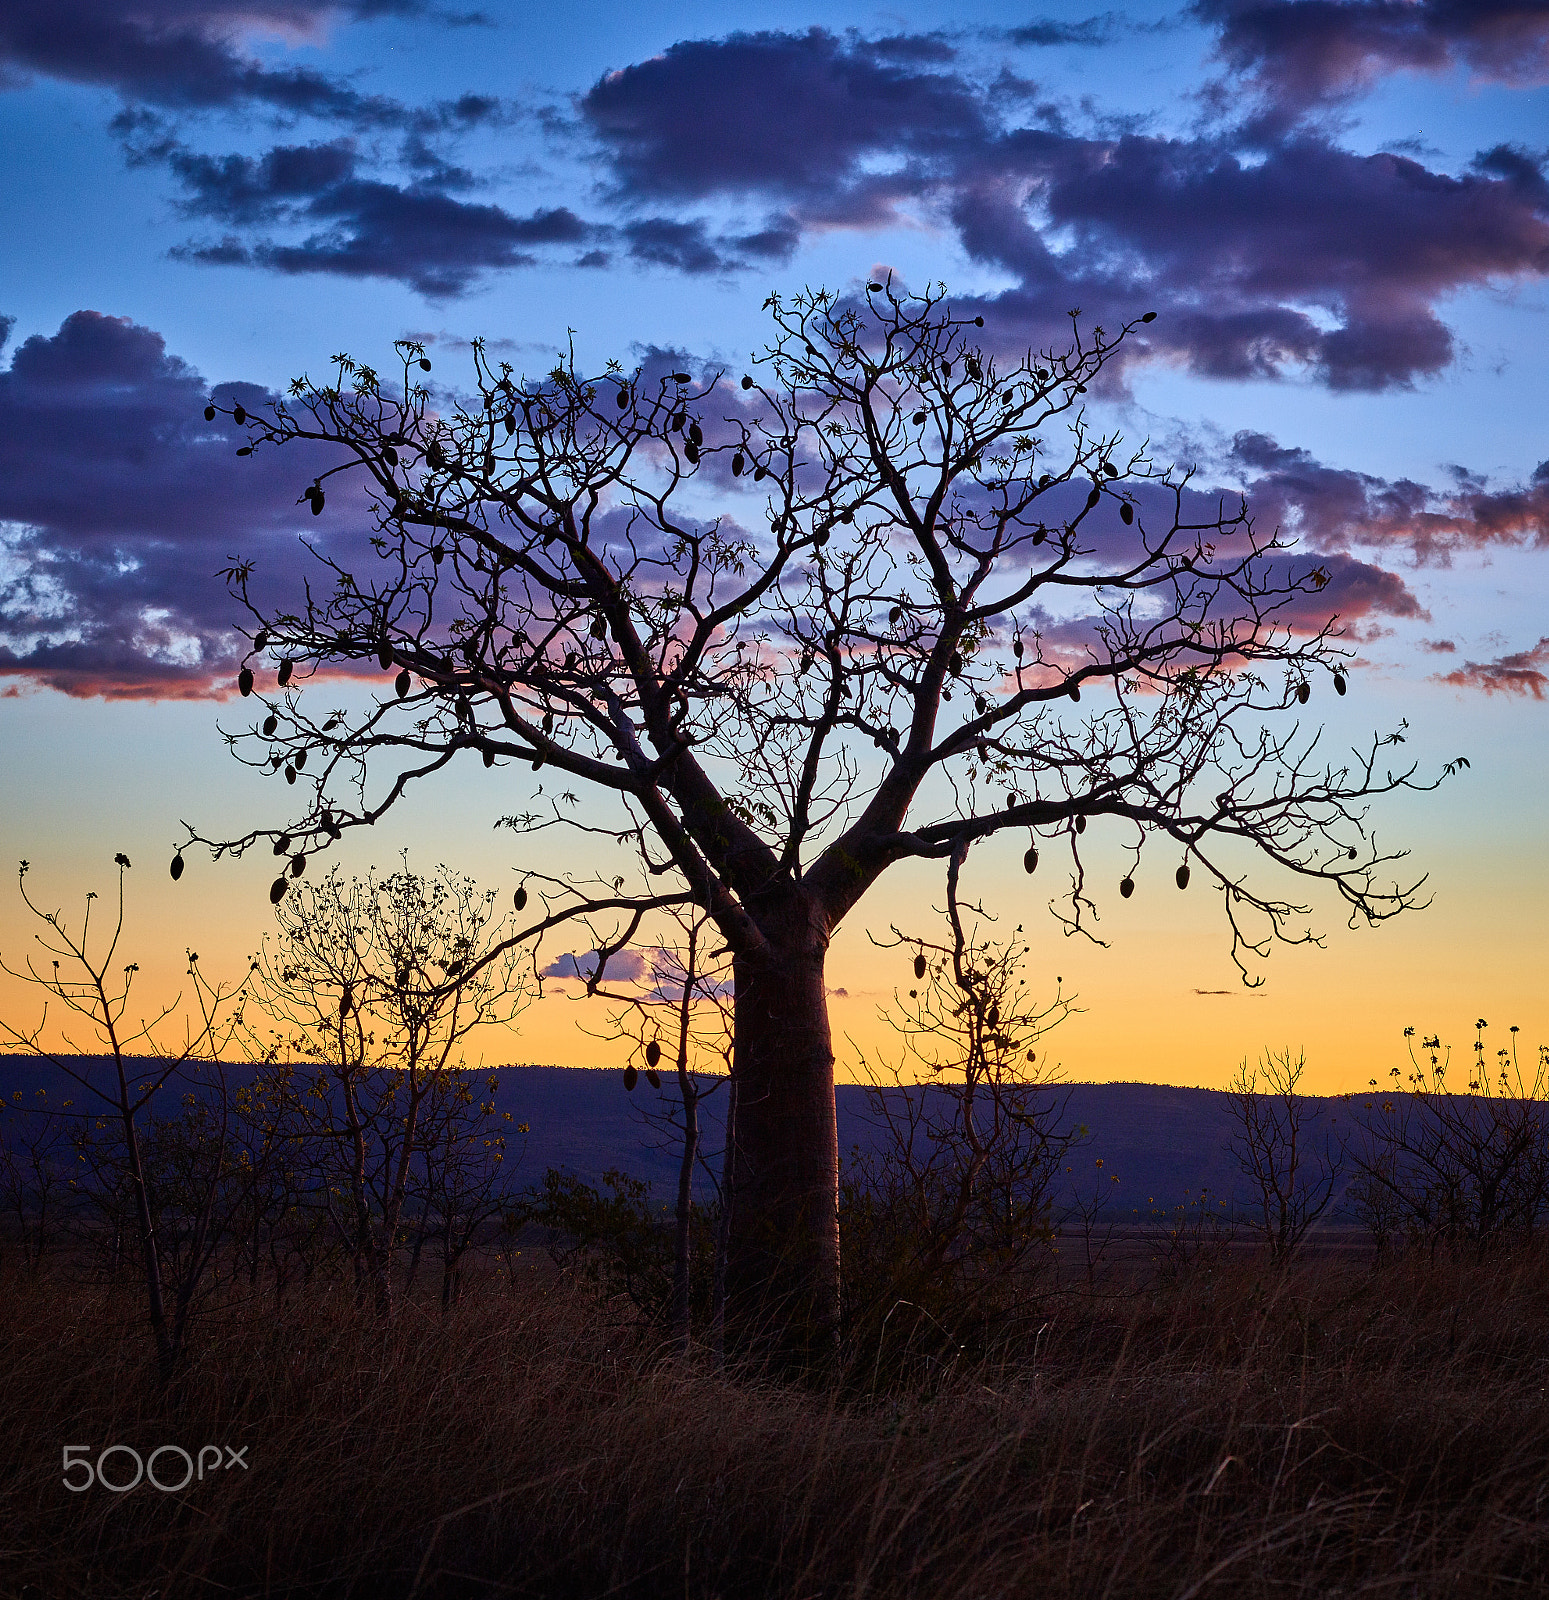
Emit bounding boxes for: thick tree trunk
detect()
[724,918,840,1361]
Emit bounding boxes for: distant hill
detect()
[1,1056,1350,1215]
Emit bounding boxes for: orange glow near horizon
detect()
[2,674,1545,1101]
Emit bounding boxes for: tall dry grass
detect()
[4,1247,1549,1599]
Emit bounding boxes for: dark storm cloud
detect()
[0,310,349,699]
[0,1,443,122]
[578,30,1549,392]
[1436,636,1549,698]
[1197,0,1549,120]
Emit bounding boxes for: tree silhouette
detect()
[2,857,253,1380]
[191,280,1441,1355]
[243,860,526,1316]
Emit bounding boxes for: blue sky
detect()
[1,0,1546,1085]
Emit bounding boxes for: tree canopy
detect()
[192,280,1442,1352]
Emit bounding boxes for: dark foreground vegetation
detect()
[6,859,1548,1594]
[5,1241,1549,1600]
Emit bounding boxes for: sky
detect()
[0,0,1546,1094]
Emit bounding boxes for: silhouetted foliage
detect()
[243,859,527,1315]
[1345,1022,1549,1257]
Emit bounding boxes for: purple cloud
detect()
[0,310,1524,704]
[1231,434,1549,561]
[541,949,649,982]
[1006,15,1125,47]
[1437,636,1549,698]
[578,30,1549,392]
[184,183,593,298]
[1198,0,1549,121]
[0,311,350,699]
[619,215,800,275]
[583,30,988,209]
[956,127,1549,388]
[0,1,436,121]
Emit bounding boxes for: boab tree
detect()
[192,281,1440,1353]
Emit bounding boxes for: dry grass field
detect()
[5,1242,1549,1600]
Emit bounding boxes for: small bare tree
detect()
[849,839,1078,1340]
[0,1084,76,1275]
[1226,1048,1339,1264]
[246,858,527,1314]
[0,856,253,1380]
[406,1070,525,1311]
[1060,1156,1124,1296]
[568,903,735,1354]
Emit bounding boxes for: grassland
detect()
[4,1240,1549,1599]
